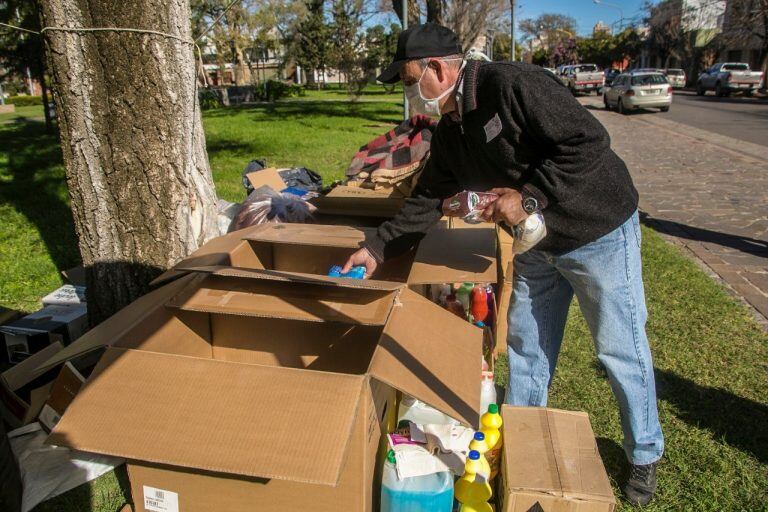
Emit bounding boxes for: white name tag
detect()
[484,113,503,142]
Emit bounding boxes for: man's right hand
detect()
[341,248,379,279]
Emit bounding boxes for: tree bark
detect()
[40,0,219,325]
[426,0,443,25]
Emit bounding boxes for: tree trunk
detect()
[426,0,443,25]
[233,43,251,85]
[40,0,219,325]
[37,67,53,133]
[392,0,420,26]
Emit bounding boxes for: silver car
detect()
[603,72,673,114]
[665,68,686,88]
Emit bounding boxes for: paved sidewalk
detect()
[580,97,768,326]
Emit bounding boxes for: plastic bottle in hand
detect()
[454,451,493,512]
[327,265,366,279]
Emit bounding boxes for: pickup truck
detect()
[696,62,764,97]
[564,64,605,95]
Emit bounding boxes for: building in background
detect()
[593,21,612,37]
[719,0,766,71]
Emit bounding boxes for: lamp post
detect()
[593,0,624,30]
[510,0,516,61]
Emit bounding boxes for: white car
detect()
[603,72,673,114]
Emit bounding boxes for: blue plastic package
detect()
[328,265,366,279]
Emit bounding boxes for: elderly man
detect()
[342,23,663,506]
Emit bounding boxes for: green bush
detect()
[7,95,43,106]
[256,80,303,102]
[198,89,221,110]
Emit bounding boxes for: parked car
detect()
[604,68,621,86]
[563,63,605,95]
[696,62,764,97]
[664,68,686,88]
[603,71,673,114]
[556,65,574,85]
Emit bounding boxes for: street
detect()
[579,94,768,324]
[658,91,768,148]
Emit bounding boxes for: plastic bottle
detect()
[469,285,489,324]
[381,449,454,512]
[468,432,491,478]
[454,451,493,512]
[480,404,503,480]
[398,395,458,427]
[327,265,366,279]
[444,294,466,319]
[479,372,496,418]
[456,283,474,314]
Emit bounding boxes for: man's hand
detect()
[481,187,529,226]
[341,247,379,278]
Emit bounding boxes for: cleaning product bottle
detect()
[456,283,474,316]
[445,294,465,319]
[327,265,366,279]
[454,450,493,512]
[468,432,491,478]
[479,372,496,418]
[381,449,454,512]
[469,285,489,324]
[480,404,503,480]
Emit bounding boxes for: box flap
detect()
[501,407,615,503]
[167,273,396,326]
[408,227,497,285]
[246,167,287,193]
[367,288,482,428]
[2,341,64,391]
[243,223,370,248]
[49,348,364,486]
[35,274,198,374]
[150,225,265,286]
[177,265,403,292]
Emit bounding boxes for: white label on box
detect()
[38,403,61,431]
[143,486,179,512]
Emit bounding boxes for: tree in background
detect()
[645,0,686,67]
[519,13,578,52]
[363,23,401,82]
[294,0,332,87]
[492,32,523,60]
[329,0,366,94]
[40,0,219,324]
[0,0,54,130]
[552,38,579,66]
[721,0,768,86]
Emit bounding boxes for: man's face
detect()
[400,58,454,102]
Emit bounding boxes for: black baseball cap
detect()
[377,23,463,84]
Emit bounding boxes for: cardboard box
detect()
[499,406,616,512]
[152,223,497,290]
[494,226,515,356]
[310,185,406,220]
[0,342,64,427]
[0,304,88,362]
[47,264,485,512]
[38,361,86,432]
[41,284,86,306]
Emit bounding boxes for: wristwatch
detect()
[522,195,539,214]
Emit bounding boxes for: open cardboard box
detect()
[46,267,484,512]
[151,222,497,290]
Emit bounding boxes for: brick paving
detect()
[580,97,768,326]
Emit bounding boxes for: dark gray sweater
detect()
[364,60,638,261]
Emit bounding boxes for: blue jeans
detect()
[504,211,664,465]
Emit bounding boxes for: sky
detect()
[514,0,657,36]
[366,0,661,38]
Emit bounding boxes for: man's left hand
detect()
[481,188,529,226]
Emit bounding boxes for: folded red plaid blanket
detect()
[346,114,438,181]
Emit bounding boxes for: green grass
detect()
[1,94,766,511]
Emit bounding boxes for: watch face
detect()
[523,197,538,213]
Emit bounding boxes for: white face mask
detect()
[405,59,463,116]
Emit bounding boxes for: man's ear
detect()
[431,59,447,83]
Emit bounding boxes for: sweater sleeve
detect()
[509,71,613,207]
[363,129,460,262]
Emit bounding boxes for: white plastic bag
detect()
[8,423,123,512]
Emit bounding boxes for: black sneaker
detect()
[623,462,658,506]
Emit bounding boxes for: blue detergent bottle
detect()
[381,449,454,512]
[328,265,366,279]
